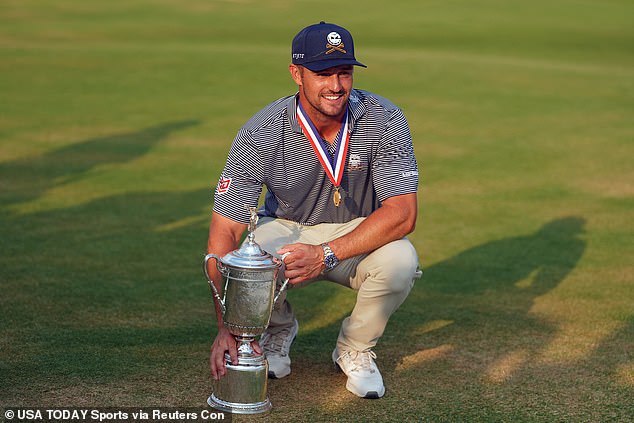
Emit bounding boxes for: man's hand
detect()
[277,243,325,285]
[210,327,263,380]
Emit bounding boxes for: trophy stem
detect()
[236,335,256,357]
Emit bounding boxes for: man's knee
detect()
[364,239,419,293]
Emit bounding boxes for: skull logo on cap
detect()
[327,32,342,46]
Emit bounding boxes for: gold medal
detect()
[333,187,342,207]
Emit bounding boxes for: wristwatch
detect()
[321,243,339,272]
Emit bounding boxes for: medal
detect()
[333,187,342,207]
[297,101,350,207]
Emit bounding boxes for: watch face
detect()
[322,243,339,271]
[325,254,338,270]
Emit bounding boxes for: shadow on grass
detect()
[0,120,199,211]
[391,216,587,343]
[424,217,586,295]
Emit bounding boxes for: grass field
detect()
[1,0,633,421]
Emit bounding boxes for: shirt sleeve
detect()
[371,108,419,202]
[212,128,264,224]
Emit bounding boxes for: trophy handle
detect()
[203,253,226,315]
[273,252,291,306]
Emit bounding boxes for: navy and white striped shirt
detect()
[213,89,419,225]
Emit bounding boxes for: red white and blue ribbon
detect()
[296,101,350,192]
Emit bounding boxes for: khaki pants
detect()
[252,216,419,352]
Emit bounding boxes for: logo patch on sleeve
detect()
[216,176,232,194]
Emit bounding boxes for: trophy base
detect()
[207,352,271,414]
[207,394,272,414]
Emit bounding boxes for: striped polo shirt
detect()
[212,89,419,226]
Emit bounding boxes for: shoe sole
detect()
[333,357,384,399]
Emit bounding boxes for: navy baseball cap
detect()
[292,21,366,72]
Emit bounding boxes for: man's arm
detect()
[278,192,417,284]
[206,211,262,380]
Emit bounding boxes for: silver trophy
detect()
[203,207,289,414]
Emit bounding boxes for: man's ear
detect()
[289,64,303,86]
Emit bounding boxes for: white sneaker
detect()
[260,319,298,379]
[332,347,385,398]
